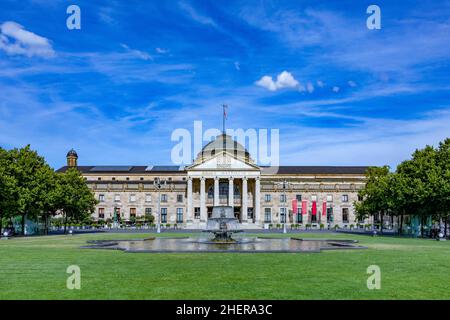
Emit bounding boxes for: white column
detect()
[214,177,219,206]
[200,177,206,222]
[187,177,193,222]
[241,177,248,223]
[228,177,234,208]
[254,177,261,225]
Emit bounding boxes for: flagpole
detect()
[222,104,227,134]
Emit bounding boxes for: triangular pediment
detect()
[187,152,260,171]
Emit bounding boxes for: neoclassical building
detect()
[57,134,368,229]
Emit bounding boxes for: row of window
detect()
[263,207,350,223]
[98,193,352,203]
[98,207,184,223]
[264,194,350,203]
[96,177,183,181]
[98,194,184,203]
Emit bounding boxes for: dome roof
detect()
[195,134,252,163]
[66,148,78,158]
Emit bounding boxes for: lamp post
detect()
[282,179,288,234]
[154,177,166,234]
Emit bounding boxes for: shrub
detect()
[320,223,324,230]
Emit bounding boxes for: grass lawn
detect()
[0,232,449,300]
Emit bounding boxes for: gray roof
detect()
[56,165,368,175]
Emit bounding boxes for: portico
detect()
[185,134,261,228]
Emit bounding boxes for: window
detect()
[126,177,130,181]
[98,194,105,202]
[280,208,287,223]
[98,208,105,219]
[112,177,116,181]
[194,207,200,219]
[327,207,333,223]
[247,208,254,220]
[265,194,271,202]
[177,194,183,203]
[176,208,183,223]
[296,208,302,223]
[161,208,167,223]
[145,194,152,203]
[311,213,317,223]
[358,195,363,201]
[326,195,333,202]
[161,194,168,202]
[145,208,152,216]
[296,194,302,201]
[311,195,317,201]
[342,194,349,202]
[264,208,271,223]
[130,208,136,218]
[140,177,144,181]
[114,194,120,202]
[97,177,101,181]
[280,194,287,203]
[342,208,349,223]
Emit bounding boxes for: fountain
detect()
[203,206,243,242]
[82,205,368,253]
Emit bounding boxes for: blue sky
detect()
[0,0,449,169]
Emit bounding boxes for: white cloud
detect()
[0,21,55,58]
[155,47,168,54]
[332,86,340,93]
[306,82,314,93]
[178,2,217,27]
[120,43,152,61]
[256,71,302,92]
[234,61,240,71]
[348,80,357,87]
[316,80,324,88]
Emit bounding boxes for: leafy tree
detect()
[6,145,54,235]
[58,168,97,233]
[355,166,392,233]
[0,148,17,234]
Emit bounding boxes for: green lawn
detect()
[0,232,449,299]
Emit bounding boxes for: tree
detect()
[36,166,60,235]
[0,148,17,234]
[6,145,54,235]
[58,168,97,233]
[355,166,392,233]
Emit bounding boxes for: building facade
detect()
[57,135,368,229]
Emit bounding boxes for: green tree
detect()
[355,166,392,233]
[0,148,18,234]
[58,168,97,233]
[6,145,54,235]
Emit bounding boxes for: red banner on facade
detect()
[292,199,298,215]
[323,201,327,216]
[302,200,307,215]
[312,201,317,215]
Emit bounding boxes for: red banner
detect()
[312,201,317,215]
[323,201,327,216]
[292,199,298,215]
[302,200,307,215]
